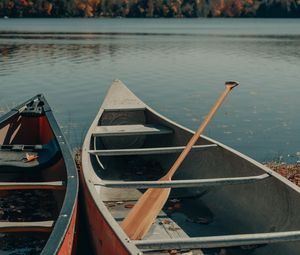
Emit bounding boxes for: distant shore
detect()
[1,0,300,18]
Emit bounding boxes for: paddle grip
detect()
[225,81,239,89]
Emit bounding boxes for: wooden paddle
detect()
[121,81,239,240]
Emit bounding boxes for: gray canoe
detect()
[81,79,300,255]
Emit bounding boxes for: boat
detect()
[0,94,78,255]
[81,79,300,255]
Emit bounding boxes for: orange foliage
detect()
[212,0,225,16]
[46,2,53,15]
[222,0,243,16]
[245,0,254,5]
[85,4,94,16]
[79,3,86,11]
[0,0,298,17]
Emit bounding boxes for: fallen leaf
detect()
[124,203,135,209]
[161,219,171,224]
[25,153,39,162]
[173,203,181,209]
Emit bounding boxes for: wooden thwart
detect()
[0,181,65,190]
[92,124,172,137]
[133,230,300,250]
[89,144,217,156]
[97,173,270,189]
[0,221,54,233]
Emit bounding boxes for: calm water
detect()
[0,18,300,163]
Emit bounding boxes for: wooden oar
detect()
[121,81,239,240]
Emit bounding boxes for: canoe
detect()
[81,80,300,255]
[0,95,78,255]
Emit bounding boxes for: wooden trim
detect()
[0,221,54,233]
[0,181,65,190]
[133,230,300,250]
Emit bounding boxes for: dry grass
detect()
[266,162,300,186]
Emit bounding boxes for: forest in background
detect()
[1,0,300,18]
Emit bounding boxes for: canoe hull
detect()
[80,172,130,255]
[0,95,78,255]
[58,204,78,255]
[81,80,300,255]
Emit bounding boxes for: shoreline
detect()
[266,162,300,187]
[1,0,300,19]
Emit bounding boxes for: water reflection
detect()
[1,33,299,65]
[0,20,299,163]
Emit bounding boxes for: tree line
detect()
[1,0,300,17]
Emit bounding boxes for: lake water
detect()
[0,18,300,163]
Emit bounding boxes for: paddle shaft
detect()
[165,82,238,180]
[121,81,238,240]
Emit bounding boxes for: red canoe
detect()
[81,80,300,255]
[0,94,78,255]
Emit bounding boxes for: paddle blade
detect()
[121,187,171,240]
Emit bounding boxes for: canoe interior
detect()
[0,115,53,145]
[0,101,68,254]
[88,89,300,255]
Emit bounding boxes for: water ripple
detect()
[1,19,300,162]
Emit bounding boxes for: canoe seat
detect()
[0,139,60,172]
[0,181,65,190]
[0,220,54,233]
[92,124,173,137]
[89,144,217,156]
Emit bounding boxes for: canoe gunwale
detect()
[0,95,79,255]
[133,230,300,250]
[0,96,36,127]
[0,221,54,233]
[40,95,78,255]
[0,109,19,127]
[82,80,300,254]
